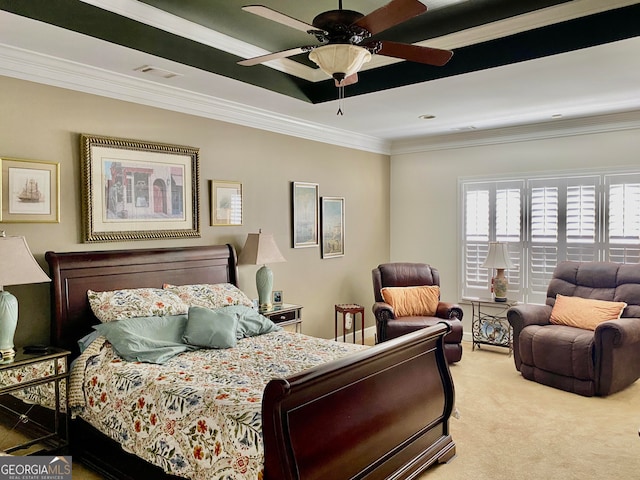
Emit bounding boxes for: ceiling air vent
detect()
[134,65,182,79]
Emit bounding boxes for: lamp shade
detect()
[481,242,514,270]
[238,231,286,266]
[0,235,50,287]
[308,44,372,81]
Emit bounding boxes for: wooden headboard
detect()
[45,244,238,357]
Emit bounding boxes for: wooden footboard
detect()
[263,323,456,480]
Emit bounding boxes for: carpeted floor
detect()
[59,342,640,479]
[422,343,640,480]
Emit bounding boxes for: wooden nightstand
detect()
[0,347,70,455]
[260,303,303,333]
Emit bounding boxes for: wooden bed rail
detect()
[262,323,456,480]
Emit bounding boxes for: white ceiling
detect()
[1,0,639,155]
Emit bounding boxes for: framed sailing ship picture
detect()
[0,158,60,223]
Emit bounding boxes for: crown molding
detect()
[3,42,638,158]
[390,110,640,155]
[0,43,390,155]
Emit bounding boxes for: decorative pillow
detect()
[163,283,253,309]
[87,288,189,323]
[229,305,282,339]
[381,285,440,317]
[183,306,239,349]
[93,314,196,364]
[550,294,627,330]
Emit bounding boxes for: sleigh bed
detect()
[45,244,455,480]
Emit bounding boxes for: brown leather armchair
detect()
[507,261,640,396]
[372,263,464,364]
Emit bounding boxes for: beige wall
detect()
[0,76,390,346]
[391,128,640,334]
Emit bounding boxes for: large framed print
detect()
[0,158,60,223]
[80,134,200,242]
[321,196,345,258]
[210,180,242,226]
[292,181,319,248]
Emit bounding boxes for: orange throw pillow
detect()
[549,294,627,330]
[381,285,440,317]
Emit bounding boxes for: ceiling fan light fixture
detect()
[309,44,372,81]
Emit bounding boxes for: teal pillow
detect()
[230,305,282,339]
[183,306,239,348]
[93,314,195,364]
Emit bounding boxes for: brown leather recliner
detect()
[507,261,640,396]
[372,263,464,364]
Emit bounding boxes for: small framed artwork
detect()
[272,290,283,305]
[80,134,200,242]
[0,157,60,223]
[210,180,242,226]
[321,196,345,259]
[292,181,319,248]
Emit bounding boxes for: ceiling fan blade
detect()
[335,73,358,87]
[242,5,322,34]
[378,41,453,66]
[238,47,310,66]
[353,0,427,36]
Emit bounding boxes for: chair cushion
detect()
[550,294,626,330]
[381,285,440,316]
[519,324,595,381]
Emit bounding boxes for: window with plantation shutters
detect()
[462,180,523,301]
[461,170,640,305]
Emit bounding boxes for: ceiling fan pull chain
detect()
[337,83,345,115]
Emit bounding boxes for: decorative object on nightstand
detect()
[482,242,514,302]
[238,230,286,310]
[0,233,51,360]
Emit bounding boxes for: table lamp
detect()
[482,242,514,302]
[0,233,51,359]
[238,230,286,310]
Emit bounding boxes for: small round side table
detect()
[335,304,365,345]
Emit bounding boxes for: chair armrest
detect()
[372,302,394,343]
[507,304,552,330]
[596,317,640,347]
[507,304,552,371]
[436,302,463,321]
[595,317,640,395]
[373,301,394,319]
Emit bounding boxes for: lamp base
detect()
[0,347,15,359]
[256,265,273,311]
[0,291,18,360]
[492,269,509,302]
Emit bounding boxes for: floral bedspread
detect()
[70,331,366,480]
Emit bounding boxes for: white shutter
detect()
[606,175,640,263]
[529,185,558,300]
[462,181,523,299]
[463,187,490,294]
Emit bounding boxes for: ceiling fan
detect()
[238,0,454,111]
